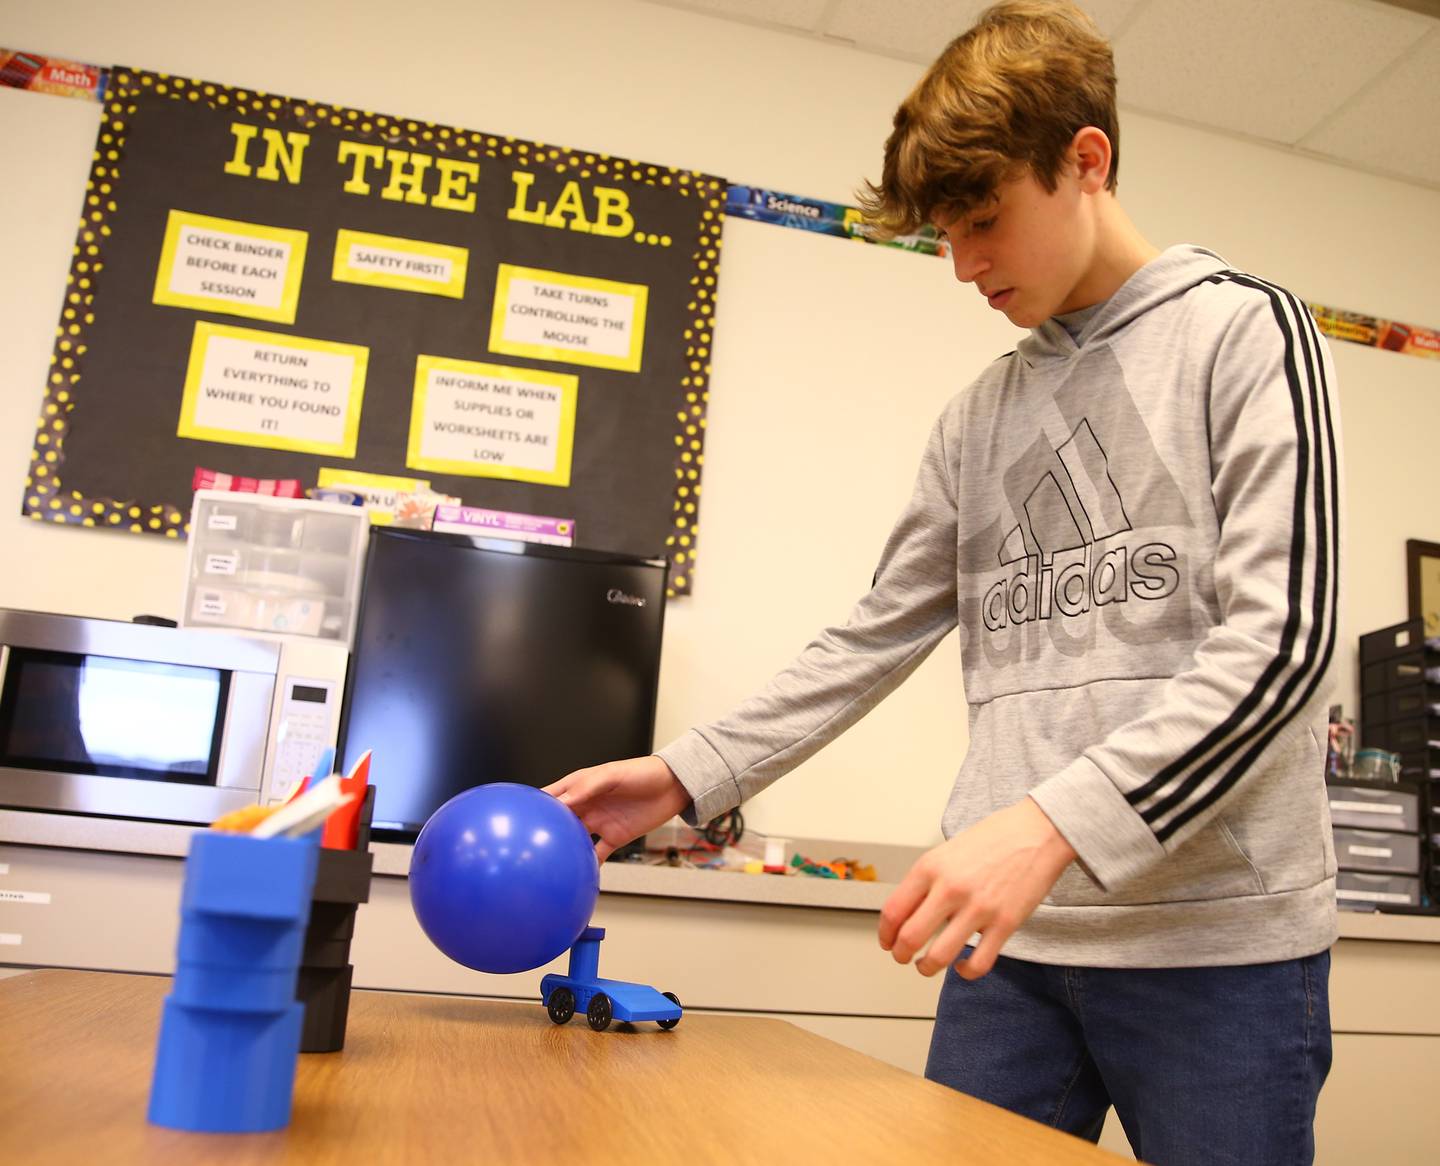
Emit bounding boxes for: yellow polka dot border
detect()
[25,66,725,594]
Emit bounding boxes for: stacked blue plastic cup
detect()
[147,830,320,1132]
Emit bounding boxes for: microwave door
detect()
[0,647,269,825]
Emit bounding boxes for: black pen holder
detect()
[297,786,375,1053]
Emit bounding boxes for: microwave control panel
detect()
[265,677,340,803]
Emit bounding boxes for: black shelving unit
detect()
[1358,619,1439,907]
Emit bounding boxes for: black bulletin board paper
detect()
[26,68,723,594]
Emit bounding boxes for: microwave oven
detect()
[0,608,347,826]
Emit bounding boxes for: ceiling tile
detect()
[825,0,1147,62]
[1113,0,1432,144]
[640,0,1440,194]
[643,0,835,32]
[1300,29,1440,187]
[824,0,994,59]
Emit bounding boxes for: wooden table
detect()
[0,969,1129,1164]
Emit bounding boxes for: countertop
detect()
[4,806,1440,940]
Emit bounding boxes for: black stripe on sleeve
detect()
[1151,279,1339,842]
[1123,273,1312,812]
[1119,273,1337,843]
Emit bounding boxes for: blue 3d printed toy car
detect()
[541,926,683,1032]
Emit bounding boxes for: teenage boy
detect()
[546,3,1341,1163]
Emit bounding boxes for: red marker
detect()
[322,750,371,850]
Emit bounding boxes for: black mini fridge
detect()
[337,527,667,851]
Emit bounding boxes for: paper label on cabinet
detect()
[197,592,228,616]
[0,890,51,904]
[1329,801,1403,815]
[204,551,239,575]
[1336,889,1412,904]
[1347,845,1393,859]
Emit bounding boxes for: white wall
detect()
[2,0,1437,846]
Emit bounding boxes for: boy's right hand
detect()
[543,755,692,862]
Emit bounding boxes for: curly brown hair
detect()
[857,1,1119,240]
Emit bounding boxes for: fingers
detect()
[905,909,1011,980]
[916,913,980,977]
[878,864,1014,980]
[877,866,931,953]
[543,764,598,801]
[542,756,681,865]
[953,915,1015,980]
[911,904,1015,980]
[882,880,956,966]
[544,766,607,812]
[543,766,626,862]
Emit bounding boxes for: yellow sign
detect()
[489,264,648,373]
[331,229,469,299]
[177,321,368,457]
[153,210,307,324]
[408,355,577,486]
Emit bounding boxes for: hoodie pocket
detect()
[1221,725,1332,893]
[1048,814,1266,906]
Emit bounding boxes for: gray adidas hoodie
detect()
[659,245,1343,968]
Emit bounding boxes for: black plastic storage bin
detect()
[297,786,375,1052]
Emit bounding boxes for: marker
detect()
[252,774,354,840]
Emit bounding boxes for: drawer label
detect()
[0,889,51,905]
[1337,889,1413,904]
[197,592,228,616]
[1346,845,1394,859]
[1330,801,1404,815]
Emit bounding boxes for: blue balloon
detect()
[409,783,600,975]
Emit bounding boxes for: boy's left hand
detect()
[878,798,1077,980]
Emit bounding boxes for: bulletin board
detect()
[28,68,723,592]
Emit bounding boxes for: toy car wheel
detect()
[657,991,682,1030]
[546,987,575,1025]
[586,992,613,1032]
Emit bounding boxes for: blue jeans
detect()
[925,951,1332,1166]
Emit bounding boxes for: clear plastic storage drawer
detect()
[183,491,367,644]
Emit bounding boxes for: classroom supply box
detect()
[182,491,367,645]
